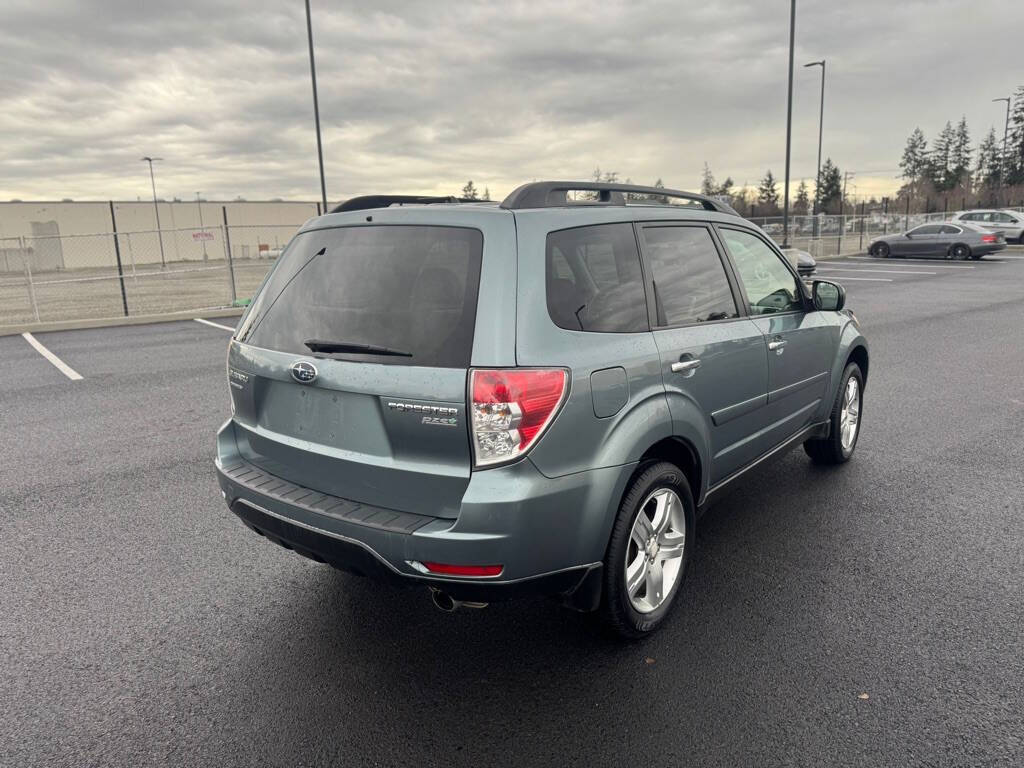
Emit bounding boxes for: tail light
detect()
[470,368,568,467]
[981,234,996,243]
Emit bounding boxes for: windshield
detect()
[236,225,483,368]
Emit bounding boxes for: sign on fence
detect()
[192,231,215,241]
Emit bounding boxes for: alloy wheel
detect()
[624,488,686,613]
[840,376,860,452]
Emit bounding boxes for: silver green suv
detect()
[215,182,869,638]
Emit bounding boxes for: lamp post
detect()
[781,0,796,248]
[141,156,166,268]
[804,60,826,216]
[993,97,1011,205]
[305,0,328,212]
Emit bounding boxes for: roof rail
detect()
[499,181,738,215]
[331,195,477,213]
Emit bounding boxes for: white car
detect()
[950,210,1024,243]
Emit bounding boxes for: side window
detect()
[975,212,993,222]
[993,212,1014,223]
[640,226,738,326]
[910,224,942,235]
[718,228,803,315]
[939,225,960,234]
[545,223,648,333]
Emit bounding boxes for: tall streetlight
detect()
[305,0,328,212]
[804,60,826,216]
[781,0,796,248]
[196,191,208,261]
[141,156,166,268]
[993,96,1011,205]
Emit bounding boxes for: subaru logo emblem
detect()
[290,360,318,384]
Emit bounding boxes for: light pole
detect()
[993,97,1011,205]
[196,191,208,260]
[141,156,166,268]
[781,0,796,248]
[804,60,825,217]
[305,0,328,212]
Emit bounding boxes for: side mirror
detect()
[812,280,845,311]
[904,232,913,238]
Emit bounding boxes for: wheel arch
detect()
[846,343,869,386]
[637,436,703,508]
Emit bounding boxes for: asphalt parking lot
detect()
[3,250,1023,767]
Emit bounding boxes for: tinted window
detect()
[993,212,1016,223]
[641,226,738,326]
[237,225,482,368]
[939,225,961,234]
[719,228,803,315]
[910,224,942,235]
[546,223,648,333]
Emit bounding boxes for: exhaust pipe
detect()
[429,587,488,612]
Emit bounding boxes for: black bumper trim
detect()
[219,458,436,535]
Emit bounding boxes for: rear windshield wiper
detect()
[304,339,412,357]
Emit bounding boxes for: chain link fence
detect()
[1,210,301,329]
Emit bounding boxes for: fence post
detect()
[222,206,237,304]
[882,198,889,235]
[942,198,948,219]
[904,196,910,231]
[859,201,865,251]
[21,238,41,323]
[109,201,129,317]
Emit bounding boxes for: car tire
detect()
[804,362,864,465]
[600,461,695,640]
[872,242,890,258]
[949,243,971,260]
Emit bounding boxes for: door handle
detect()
[768,339,787,351]
[671,359,701,373]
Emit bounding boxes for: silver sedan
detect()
[868,221,1006,260]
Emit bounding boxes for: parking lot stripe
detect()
[818,267,937,275]
[21,332,83,380]
[829,259,974,269]
[994,254,1024,260]
[194,318,236,332]
[827,276,893,282]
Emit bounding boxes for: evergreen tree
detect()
[899,127,929,181]
[975,127,1000,189]
[1008,85,1024,185]
[461,180,479,200]
[757,170,779,211]
[794,179,810,215]
[930,121,955,189]
[717,176,734,197]
[700,163,716,196]
[949,116,972,189]
[482,187,491,201]
[818,158,842,213]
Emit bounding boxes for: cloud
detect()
[1,0,1021,202]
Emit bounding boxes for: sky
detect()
[1,0,1022,204]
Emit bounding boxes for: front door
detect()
[637,223,770,486]
[904,224,943,257]
[716,226,834,448]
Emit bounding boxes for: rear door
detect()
[716,226,833,447]
[638,223,770,485]
[227,223,487,519]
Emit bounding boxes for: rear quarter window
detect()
[545,223,648,333]
[236,225,483,368]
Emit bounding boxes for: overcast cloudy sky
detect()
[1,0,1021,203]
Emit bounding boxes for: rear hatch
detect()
[227,223,484,519]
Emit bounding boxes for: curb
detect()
[0,306,244,337]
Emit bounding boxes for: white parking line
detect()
[831,259,973,269]
[994,254,1024,260]
[827,276,893,282]
[21,332,83,380]
[818,267,936,275]
[194,318,236,332]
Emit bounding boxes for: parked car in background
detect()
[781,246,816,277]
[950,209,1024,243]
[868,221,1006,260]
[215,181,869,638]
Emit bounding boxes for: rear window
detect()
[236,225,482,368]
[546,223,648,333]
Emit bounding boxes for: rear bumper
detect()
[215,420,628,608]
